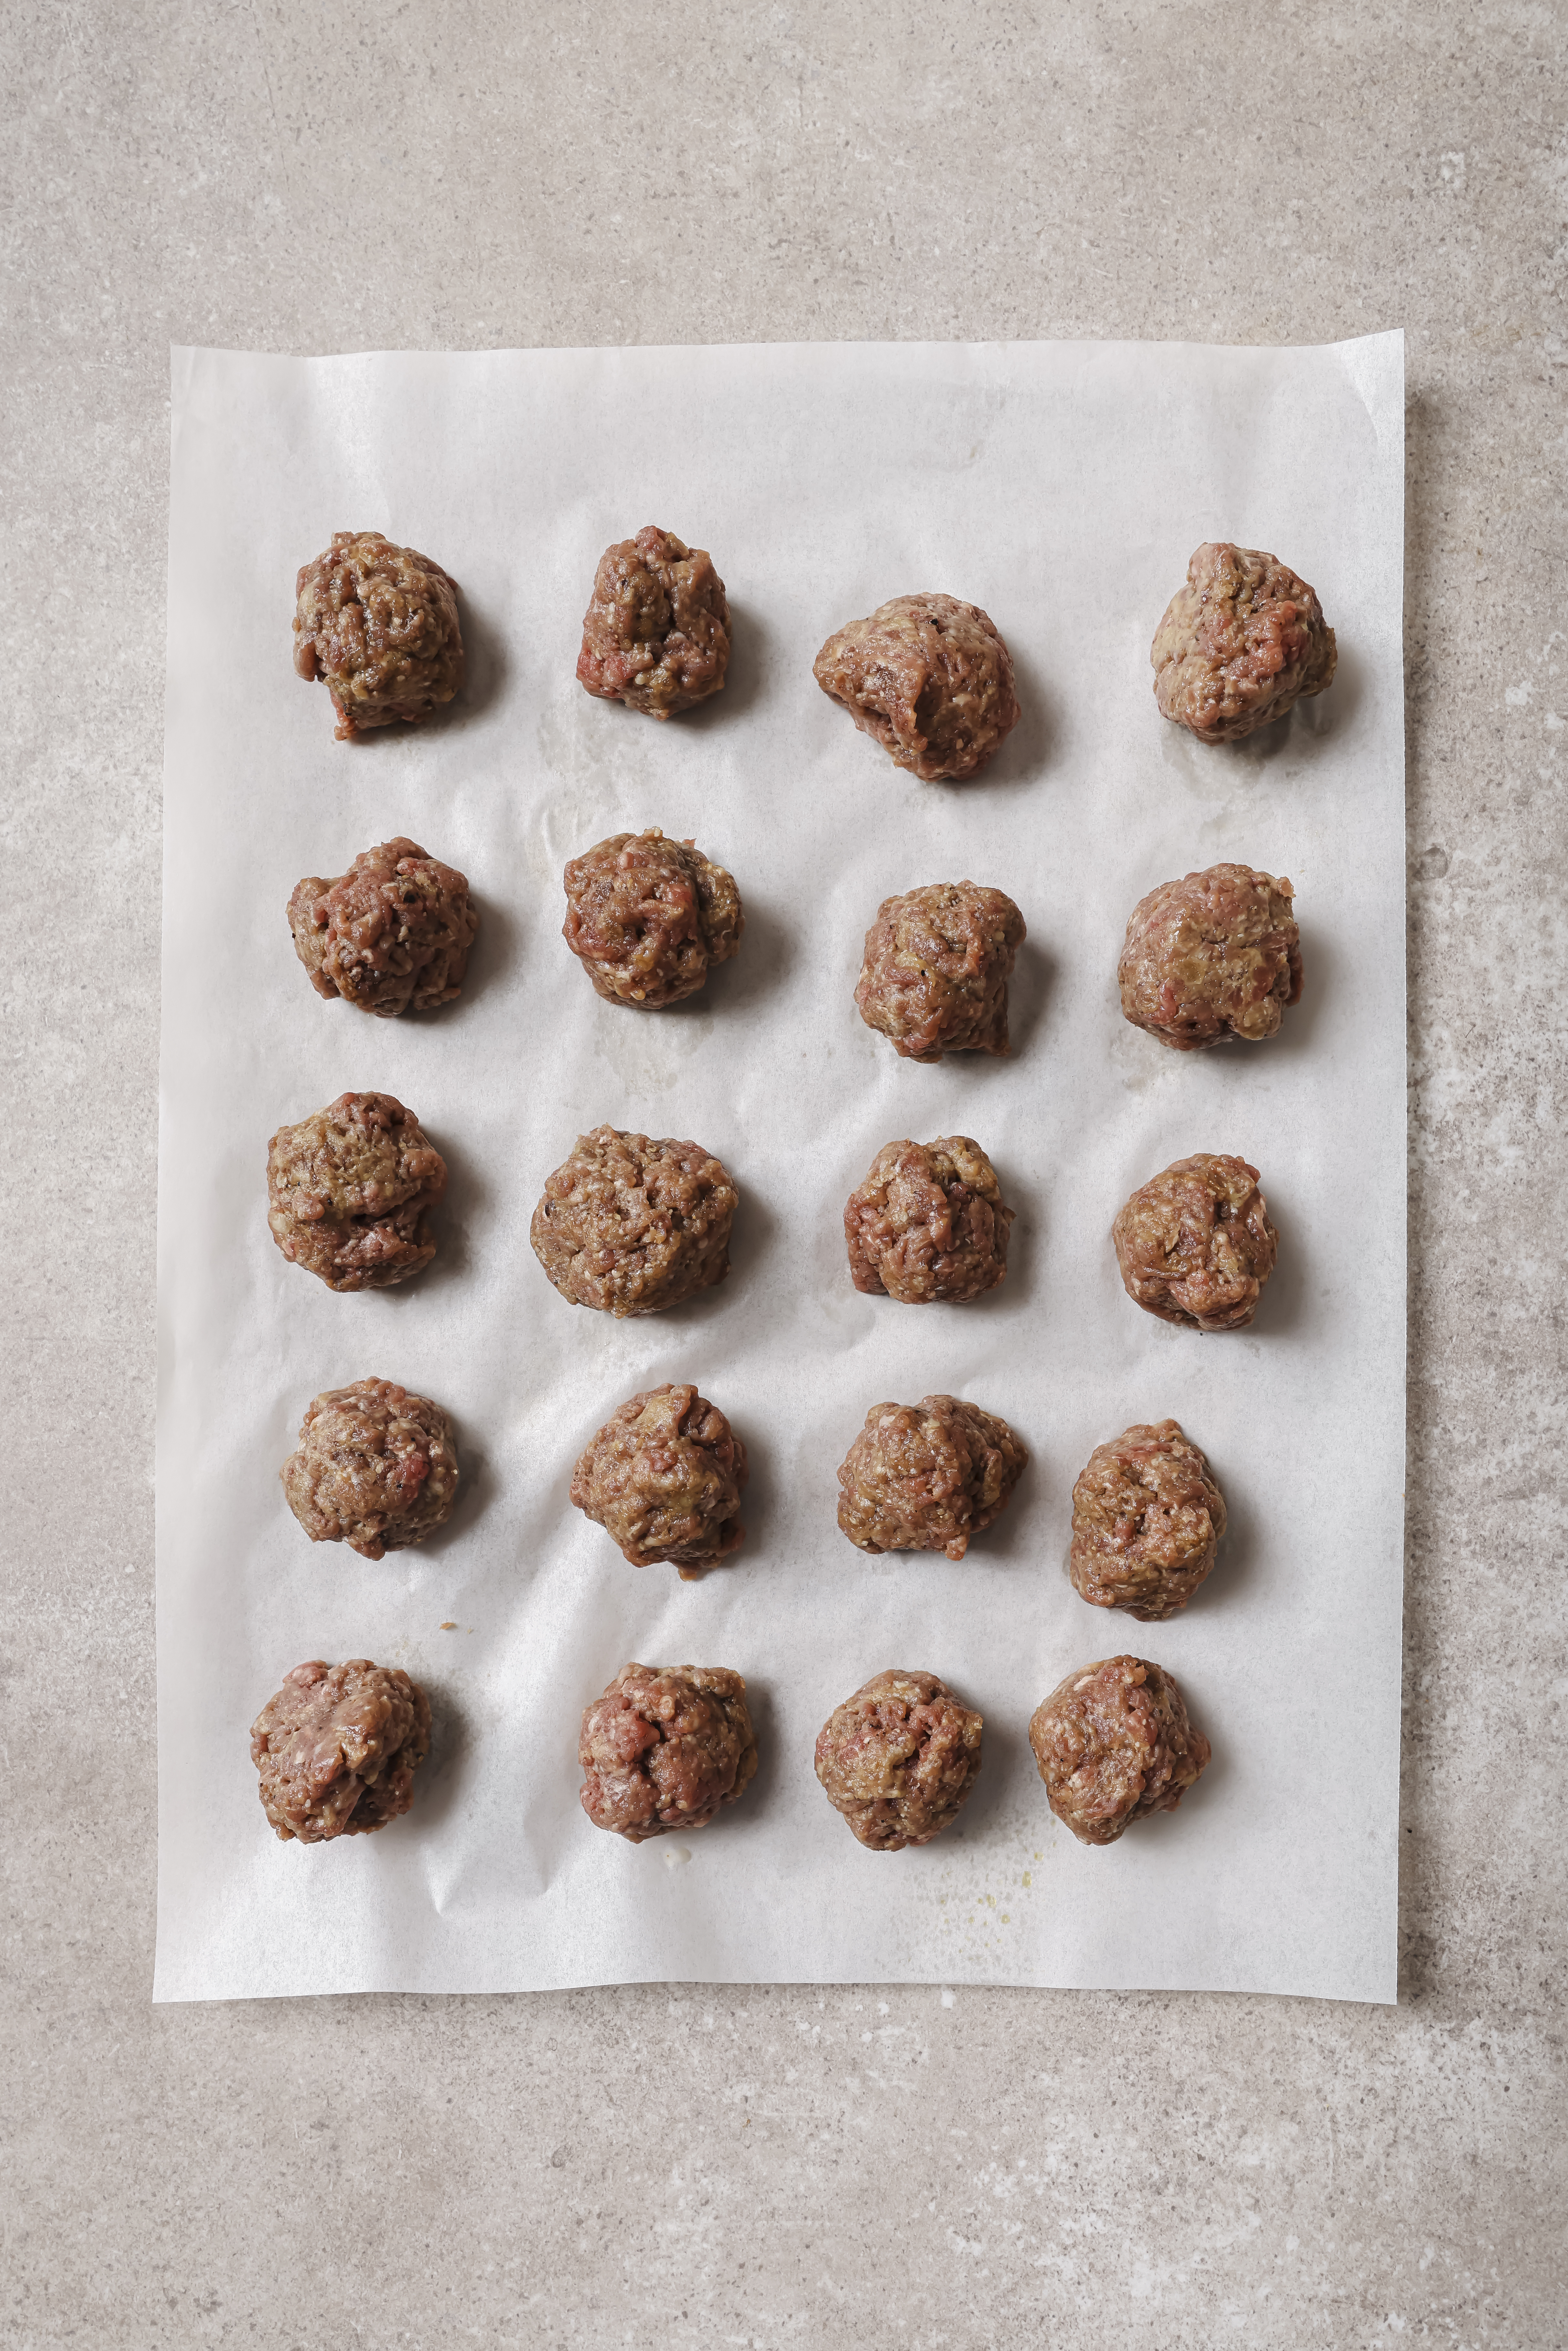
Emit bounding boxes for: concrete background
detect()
[4,4,1563,2344]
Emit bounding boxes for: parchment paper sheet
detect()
[155,335,1405,2002]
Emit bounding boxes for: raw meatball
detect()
[855,882,1026,1062]
[813,593,1020,781]
[266,1091,446,1291]
[837,1395,1027,1560]
[579,1663,758,1843]
[1119,863,1301,1050]
[571,1383,748,1578]
[531,1126,737,1317]
[280,1378,460,1559]
[1069,1420,1226,1620]
[1112,1153,1277,1332]
[288,837,479,1017]
[814,1669,983,1850]
[576,526,730,717]
[251,1658,432,1844]
[293,530,464,741]
[844,1136,1013,1303]
[561,828,743,1008]
[1151,541,1337,743]
[1029,1656,1209,1845]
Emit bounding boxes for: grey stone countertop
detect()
[5,5,1563,2345]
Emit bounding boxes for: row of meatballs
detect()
[268,1103,1281,1335]
[283,1377,1227,1621]
[293,524,1336,759]
[290,832,1305,1058]
[252,1654,1210,1855]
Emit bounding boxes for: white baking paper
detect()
[155,335,1406,2003]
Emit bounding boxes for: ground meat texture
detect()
[813,594,1020,781]
[531,1126,737,1317]
[836,1395,1027,1560]
[855,882,1026,1062]
[1069,1420,1226,1620]
[1029,1656,1209,1845]
[1151,541,1337,743]
[288,837,479,1017]
[293,530,464,740]
[1112,1153,1278,1332]
[570,1384,748,1578]
[251,1659,432,1844]
[576,526,730,717]
[579,1664,758,1843]
[1118,864,1302,1051]
[844,1136,1013,1303]
[280,1379,459,1559]
[266,1091,446,1291]
[561,829,743,1008]
[814,1669,983,1851]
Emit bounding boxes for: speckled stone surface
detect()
[4,5,1564,2344]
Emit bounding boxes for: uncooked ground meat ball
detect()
[1029,1656,1209,1845]
[1151,541,1337,742]
[288,837,479,1017]
[577,526,730,717]
[837,1396,1027,1560]
[571,1383,748,1578]
[813,594,1020,781]
[855,882,1026,1062]
[1069,1420,1226,1620]
[815,1669,983,1850]
[844,1136,1013,1303]
[1112,1153,1277,1332]
[531,1126,738,1316]
[280,1379,460,1559]
[561,829,743,1008]
[266,1091,446,1291]
[251,1659,432,1844]
[579,1664,758,1843]
[1118,864,1301,1050]
[293,530,464,740]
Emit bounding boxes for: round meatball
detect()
[855,882,1026,1062]
[531,1126,737,1317]
[579,1664,758,1843]
[1151,541,1337,743]
[561,828,743,1008]
[280,1378,460,1559]
[570,1383,748,1578]
[251,1658,432,1844]
[1112,1153,1277,1332]
[813,593,1020,781]
[844,1135,1013,1303]
[289,837,479,1018]
[293,530,464,740]
[836,1395,1028,1560]
[1069,1420,1226,1620]
[576,526,730,717]
[1029,1656,1209,1845]
[266,1091,446,1291]
[814,1669,983,1850]
[1119,863,1301,1050]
